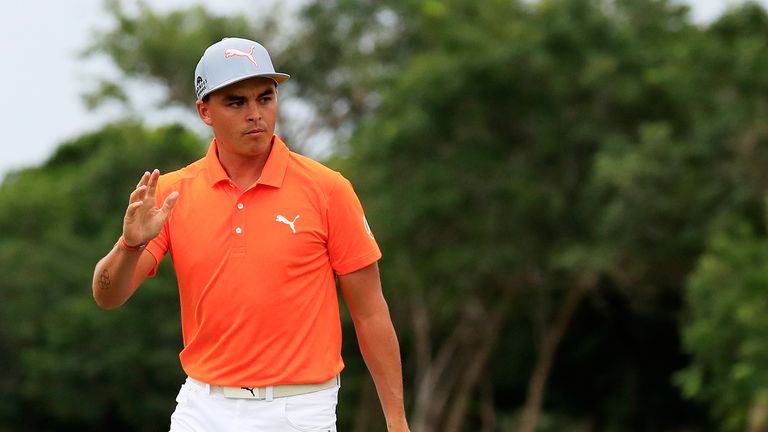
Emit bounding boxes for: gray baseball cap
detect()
[194,37,290,101]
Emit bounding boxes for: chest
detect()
[166,183,329,270]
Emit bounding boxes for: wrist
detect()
[118,236,146,252]
[386,417,410,432]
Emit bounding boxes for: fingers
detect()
[146,169,161,202]
[128,185,148,204]
[123,169,172,245]
[136,171,150,188]
[126,169,157,218]
[127,171,177,220]
[129,170,158,205]
[124,199,144,221]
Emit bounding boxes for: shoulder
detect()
[286,151,346,192]
[157,157,206,191]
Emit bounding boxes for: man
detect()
[92,37,410,432]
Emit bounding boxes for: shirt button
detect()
[237,203,244,209]
[235,227,243,234]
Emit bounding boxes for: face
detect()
[196,77,278,160]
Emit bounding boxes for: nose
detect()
[246,102,262,122]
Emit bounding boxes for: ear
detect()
[196,100,213,126]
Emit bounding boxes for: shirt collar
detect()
[258,135,289,188]
[204,135,290,188]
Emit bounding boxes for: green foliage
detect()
[0,122,204,431]
[330,0,768,429]
[672,4,768,430]
[4,0,768,430]
[347,18,520,294]
[338,0,713,429]
[677,223,768,432]
[83,0,271,108]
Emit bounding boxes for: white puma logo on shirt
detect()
[275,215,300,234]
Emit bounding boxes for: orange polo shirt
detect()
[145,135,381,387]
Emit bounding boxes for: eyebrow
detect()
[223,95,246,103]
[222,87,275,102]
[257,88,275,98]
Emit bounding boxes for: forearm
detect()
[91,241,144,309]
[339,263,410,430]
[354,311,409,431]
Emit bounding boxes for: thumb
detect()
[160,192,179,218]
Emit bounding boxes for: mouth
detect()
[244,128,265,136]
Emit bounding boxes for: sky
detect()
[0,0,763,179]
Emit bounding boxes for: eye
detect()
[260,96,273,104]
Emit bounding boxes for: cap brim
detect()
[201,72,290,100]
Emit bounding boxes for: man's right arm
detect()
[92,244,156,309]
[92,169,178,309]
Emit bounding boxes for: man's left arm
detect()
[339,262,410,432]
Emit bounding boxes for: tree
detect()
[83,0,256,109]
[6,0,768,430]
[83,0,318,155]
[340,0,768,429]
[0,123,204,431]
[678,223,768,432]
[675,4,768,430]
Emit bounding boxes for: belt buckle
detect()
[223,386,261,399]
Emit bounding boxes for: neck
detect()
[217,142,272,190]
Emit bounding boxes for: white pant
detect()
[169,377,339,432]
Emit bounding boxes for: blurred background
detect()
[2,0,768,430]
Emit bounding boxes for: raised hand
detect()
[122,169,179,247]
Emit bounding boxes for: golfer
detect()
[92,37,410,432]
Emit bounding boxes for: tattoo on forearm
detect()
[99,269,111,291]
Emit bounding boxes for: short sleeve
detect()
[327,175,381,275]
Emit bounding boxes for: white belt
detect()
[188,375,339,400]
